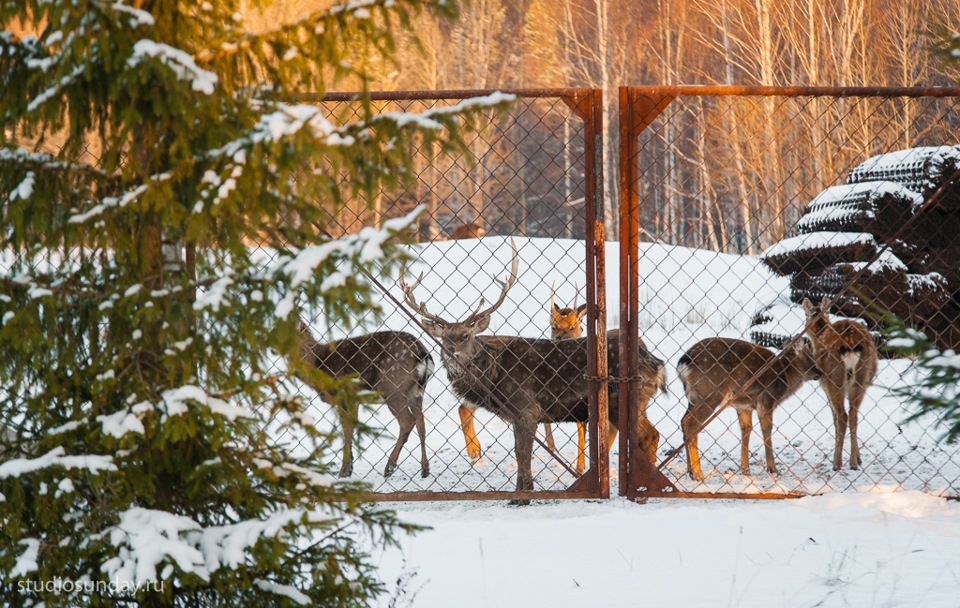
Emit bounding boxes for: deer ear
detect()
[577,303,588,317]
[802,298,814,315]
[819,296,830,311]
[552,302,561,314]
[474,314,491,333]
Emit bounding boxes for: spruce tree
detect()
[0,1,509,605]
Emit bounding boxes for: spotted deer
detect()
[677,337,820,481]
[802,297,878,470]
[401,241,665,493]
[295,319,434,479]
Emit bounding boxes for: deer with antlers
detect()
[295,319,434,479]
[401,241,665,493]
[802,297,878,470]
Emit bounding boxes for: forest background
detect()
[248,0,960,250]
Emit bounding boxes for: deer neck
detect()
[442,338,499,390]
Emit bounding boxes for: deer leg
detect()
[822,380,848,471]
[416,406,429,478]
[513,419,537,494]
[459,405,482,461]
[338,402,356,478]
[681,403,710,482]
[736,408,754,476]
[848,379,868,469]
[757,404,778,476]
[384,410,416,479]
[637,386,660,464]
[575,422,586,476]
[543,423,557,452]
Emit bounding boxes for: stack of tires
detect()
[751,145,960,352]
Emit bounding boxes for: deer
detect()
[677,336,821,482]
[401,241,666,493]
[802,297,878,470]
[543,282,589,474]
[448,221,486,240]
[295,319,434,479]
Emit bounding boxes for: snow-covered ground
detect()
[293,236,960,607]
[376,491,960,608]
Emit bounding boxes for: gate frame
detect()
[617,85,960,501]
[300,88,611,501]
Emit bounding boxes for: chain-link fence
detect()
[619,86,960,500]
[11,86,960,502]
[286,89,612,501]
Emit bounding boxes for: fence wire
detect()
[621,87,960,499]
[281,91,608,499]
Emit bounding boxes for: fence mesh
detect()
[283,91,607,498]
[9,87,960,501]
[622,87,960,498]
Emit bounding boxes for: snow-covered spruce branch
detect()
[65,172,172,226]
[0,447,116,480]
[102,506,344,588]
[200,92,513,205]
[0,147,113,183]
[266,206,422,320]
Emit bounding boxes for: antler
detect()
[550,280,556,312]
[399,270,449,325]
[463,239,519,325]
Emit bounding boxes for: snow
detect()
[97,409,146,438]
[12,538,40,577]
[127,40,217,95]
[847,145,960,196]
[157,385,253,421]
[253,579,310,604]
[253,234,959,607]
[104,508,206,585]
[6,231,958,604]
[376,491,960,608]
[846,248,907,273]
[0,447,116,479]
[761,231,875,261]
[9,171,35,201]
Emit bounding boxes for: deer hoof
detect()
[383,463,397,478]
[507,498,531,507]
[338,463,353,478]
[421,467,430,478]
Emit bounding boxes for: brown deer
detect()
[677,337,820,481]
[448,221,486,240]
[401,241,666,493]
[543,282,588,475]
[295,320,434,479]
[802,297,878,470]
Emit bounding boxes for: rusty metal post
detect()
[618,88,678,497]
[562,89,608,497]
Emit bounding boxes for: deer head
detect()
[549,281,587,339]
[401,240,518,364]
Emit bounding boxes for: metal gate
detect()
[618,86,960,500]
[291,89,611,501]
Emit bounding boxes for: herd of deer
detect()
[297,241,878,493]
